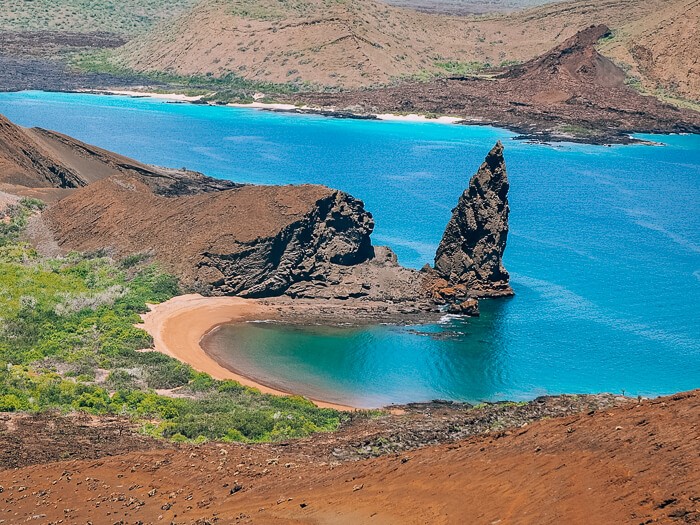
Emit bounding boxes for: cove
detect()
[1,90,698,406]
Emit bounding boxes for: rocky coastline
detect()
[2,25,699,146]
[0,111,515,321]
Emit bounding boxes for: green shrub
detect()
[0,393,25,411]
[145,360,193,389]
[106,369,137,391]
[0,198,348,441]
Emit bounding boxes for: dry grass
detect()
[116,0,694,93]
[0,0,197,35]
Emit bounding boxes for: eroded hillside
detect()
[600,0,700,102]
[113,0,698,99]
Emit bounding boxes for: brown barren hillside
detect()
[299,25,700,143]
[0,390,698,524]
[0,113,236,201]
[116,0,478,88]
[115,0,698,96]
[600,0,700,101]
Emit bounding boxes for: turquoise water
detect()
[1,90,699,406]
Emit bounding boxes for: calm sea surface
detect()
[2,91,698,407]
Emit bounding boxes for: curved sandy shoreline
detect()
[136,294,356,411]
[86,89,466,125]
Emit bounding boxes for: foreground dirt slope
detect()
[0,391,698,524]
[117,0,687,90]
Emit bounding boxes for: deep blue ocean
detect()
[1,91,698,407]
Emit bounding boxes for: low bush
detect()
[0,199,348,441]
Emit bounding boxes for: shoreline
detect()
[85,88,470,126]
[136,294,357,411]
[91,89,207,102]
[69,87,664,145]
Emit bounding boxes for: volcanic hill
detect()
[113,0,699,100]
[298,24,700,143]
[0,114,236,201]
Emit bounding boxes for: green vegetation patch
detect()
[555,124,598,137]
[0,199,347,442]
[434,60,489,76]
[71,49,312,103]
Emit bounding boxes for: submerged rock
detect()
[447,298,480,317]
[433,141,513,298]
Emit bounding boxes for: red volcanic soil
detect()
[0,391,698,524]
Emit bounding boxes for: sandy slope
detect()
[600,0,700,101]
[0,390,697,524]
[116,0,698,98]
[137,294,356,410]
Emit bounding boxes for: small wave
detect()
[634,220,700,254]
[191,146,229,162]
[438,314,464,324]
[512,273,699,351]
[510,231,597,261]
[224,135,272,145]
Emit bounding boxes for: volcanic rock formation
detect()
[433,141,513,299]
[44,176,376,298]
[0,113,236,199]
[1,113,514,312]
[501,24,626,95]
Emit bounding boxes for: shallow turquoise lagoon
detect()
[1,91,698,406]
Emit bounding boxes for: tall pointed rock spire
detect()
[434,141,513,298]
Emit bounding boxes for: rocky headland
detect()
[0,113,514,318]
[0,114,237,200]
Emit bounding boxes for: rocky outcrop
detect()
[285,246,431,307]
[1,109,512,312]
[193,187,375,297]
[44,175,376,298]
[433,141,513,299]
[0,113,236,198]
